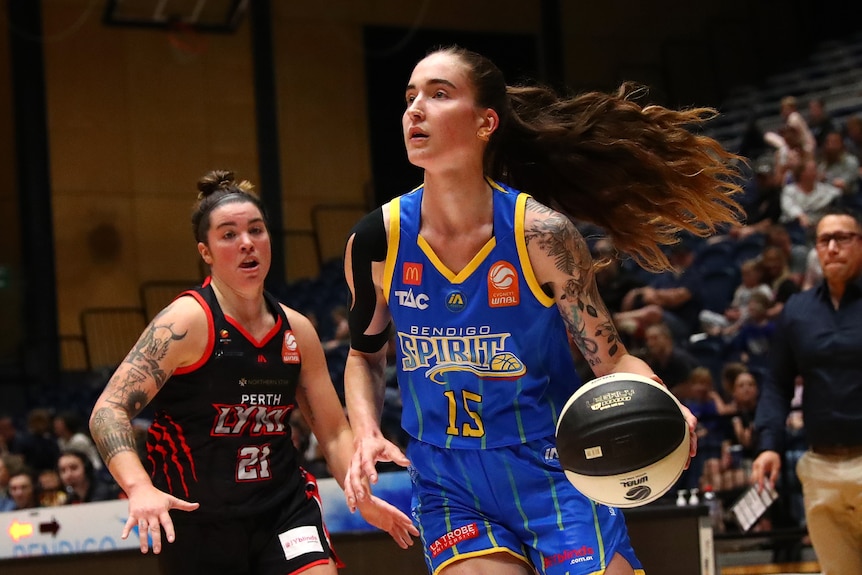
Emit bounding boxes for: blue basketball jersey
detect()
[383,180,582,449]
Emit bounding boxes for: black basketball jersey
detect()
[146,279,304,518]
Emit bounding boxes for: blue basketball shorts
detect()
[407,437,644,575]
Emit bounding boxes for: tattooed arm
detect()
[523,198,654,378]
[89,296,205,553]
[523,198,697,457]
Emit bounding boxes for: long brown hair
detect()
[437,46,744,271]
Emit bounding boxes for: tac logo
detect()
[394,289,429,310]
[445,290,466,313]
[282,331,301,364]
[488,261,519,308]
[403,262,423,285]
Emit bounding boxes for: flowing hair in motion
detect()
[437,46,744,272]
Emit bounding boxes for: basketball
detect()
[555,372,690,508]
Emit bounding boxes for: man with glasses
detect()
[752,206,862,574]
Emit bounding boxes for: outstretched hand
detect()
[356,494,419,549]
[344,434,410,511]
[122,483,199,554]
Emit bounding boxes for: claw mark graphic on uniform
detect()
[425,352,526,384]
[146,413,197,497]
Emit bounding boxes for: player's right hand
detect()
[345,433,410,512]
[122,483,199,554]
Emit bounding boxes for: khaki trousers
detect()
[796,450,862,575]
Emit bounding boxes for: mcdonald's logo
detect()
[403,262,423,285]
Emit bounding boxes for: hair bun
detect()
[197,170,236,198]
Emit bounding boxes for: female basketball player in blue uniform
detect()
[342,47,742,574]
[90,171,417,574]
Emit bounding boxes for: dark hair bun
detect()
[197,170,236,198]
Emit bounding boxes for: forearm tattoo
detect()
[525,199,622,366]
[91,407,138,466]
[104,316,186,415]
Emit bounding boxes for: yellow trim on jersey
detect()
[432,548,531,575]
[418,234,496,285]
[382,198,400,301]
[487,177,510,194]
[515,193,555,308]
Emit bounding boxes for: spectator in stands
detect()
[0,454,15,511]
[780,96,817,157]
[8,467,39,510]
[0,415,21,458]
[592,237,648,317]
[753,206,862,574]
[58,450,117,504]
[766,96,815,186]
[764,223,808,279]
[54,410,103,474]
[721,258,774,336]
[720,361,749,402]
[759,245,801,319]
[716,369,760,490]
[734,155,783,239]
[737,109,769,161]
[3,408,61,474]
[679,367,724,492]
[819,129,860,202]
[638,322,700,396]
[807,97,836,149]
[779,158,841,243]
[321,305,350,352]
[38,468,68,507]
[616,241,703,344]
[727,291,776,368]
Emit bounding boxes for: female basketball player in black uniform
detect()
[90,171,417,574]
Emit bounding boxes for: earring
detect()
[477,130,489,142]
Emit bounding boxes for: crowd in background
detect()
[575,100,862,535]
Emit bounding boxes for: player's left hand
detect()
[355,493,419,549]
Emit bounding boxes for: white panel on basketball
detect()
[555,372,689,508]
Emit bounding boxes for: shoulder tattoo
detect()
[105,316,187,414]
[524,199,622,365]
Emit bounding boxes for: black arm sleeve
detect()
[345,207,391,353]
